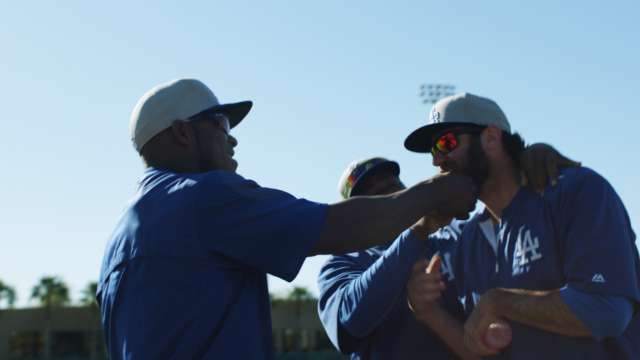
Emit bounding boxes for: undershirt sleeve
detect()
[560,286,634,340]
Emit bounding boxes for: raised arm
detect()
[312,173,476,255]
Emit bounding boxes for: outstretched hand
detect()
[424,172,477,220]
[520,143,581,193]
[407,255,445,317]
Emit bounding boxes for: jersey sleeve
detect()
[556,168,640,303]
[316,229,429,353]
[196,172,328,281]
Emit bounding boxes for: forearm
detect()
[489,288,592,337]
[313,184,435,255]
[339,230,428,336]
[415,306,479,360]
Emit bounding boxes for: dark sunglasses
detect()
[431,127,483,156]
[189,111,231,136]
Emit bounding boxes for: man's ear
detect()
[169,120,194,147]
[481,125,503,153]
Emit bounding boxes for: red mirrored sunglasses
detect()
[431,127,483,156]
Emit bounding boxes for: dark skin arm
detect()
[320,142,575,255]
[311,172,477,255]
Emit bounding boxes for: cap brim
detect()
[351,161,400,196]
[207,101,253,129]
[404,122,481,153]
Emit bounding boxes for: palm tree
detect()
[286,286,315,302]
[31,276,70,358]
[0,280,16,309]
[81,281,101,359]
[31,276,70,308]
[80,282,98,307]
[286,287,316,351]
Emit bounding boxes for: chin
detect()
[228,159,238,173]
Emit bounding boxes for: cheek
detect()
[212,136,228,152]
[445,147,464,161]
[446,147,469,169]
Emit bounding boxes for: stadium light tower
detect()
[419,83,456,105]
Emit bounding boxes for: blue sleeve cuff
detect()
[560,286,634,340]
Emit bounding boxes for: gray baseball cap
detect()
[129,78,252,152]
[404,92,511,153]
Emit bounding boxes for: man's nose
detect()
[228,134,238,147]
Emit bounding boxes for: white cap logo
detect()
[430,107,441,123]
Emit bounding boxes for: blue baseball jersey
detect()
[453,167,640,359]
[97,168,327,360]
[317,221,465,359]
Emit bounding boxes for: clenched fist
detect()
[422,172,477,220]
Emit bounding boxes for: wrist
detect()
[409,224,430,239]
[410,299,442,321]
[482,288,506,318]
[417,180,441,213]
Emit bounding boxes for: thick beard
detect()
[464,136,490,190]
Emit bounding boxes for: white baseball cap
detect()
[404,92,510,153]
[129,78,252,152]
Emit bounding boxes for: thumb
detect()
[426,254,442,275]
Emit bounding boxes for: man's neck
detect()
[480,164,520,223]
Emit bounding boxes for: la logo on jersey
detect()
[512,225,543,275]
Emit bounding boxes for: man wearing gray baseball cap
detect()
[97,79,479,359]
[405,92,640,359]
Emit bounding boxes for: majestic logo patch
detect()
[512,226,543,275]
[591,273,606,283]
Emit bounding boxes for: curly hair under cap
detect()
[502,131,526,170]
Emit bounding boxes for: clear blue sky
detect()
[1,1,638,306]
